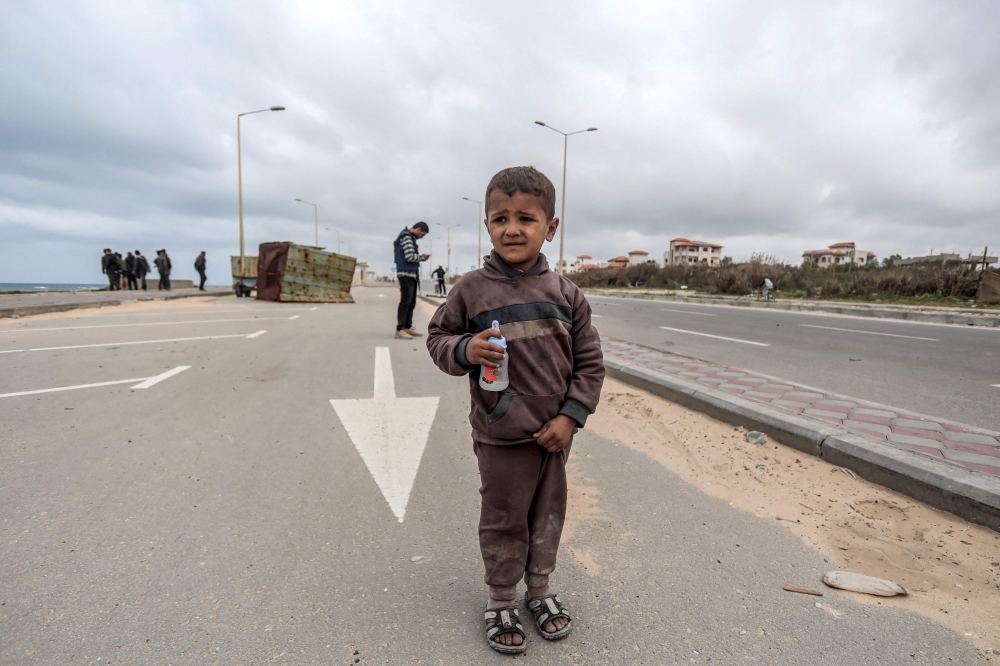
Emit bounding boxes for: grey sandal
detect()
[484,606,527,654]
[525,592,572,640]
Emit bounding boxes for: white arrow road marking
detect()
[330,347,439,523]
[0,366,190,399]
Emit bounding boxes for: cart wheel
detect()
[242,285,252,298]
[235,287,243,297]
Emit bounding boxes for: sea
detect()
[0,283,106,293]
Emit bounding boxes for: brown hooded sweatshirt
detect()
[426,251,605,445]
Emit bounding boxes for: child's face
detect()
[485,190,559,271]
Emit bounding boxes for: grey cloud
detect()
[1,0,998,286]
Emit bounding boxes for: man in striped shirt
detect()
[393,221,430,339]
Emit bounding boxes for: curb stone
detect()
[0,290,232,319]
[605,356,1000,531]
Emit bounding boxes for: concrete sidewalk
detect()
[0,286,232,318]
[588,289,1000,328]
[604,337,1000,529]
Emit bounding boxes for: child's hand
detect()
[533,414,576,453]
[465,329,505,368]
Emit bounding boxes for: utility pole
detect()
[294,199,318,247]
[237,106,285,277]
[463,197,484,269]
[436,223,460,277]
[534,121,598,274]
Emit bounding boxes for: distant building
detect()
[628,250,650,266]
[607,255,630,269]
[895,252,997,267]
[665,238,723,266]
[555,254,594,273]
[579,263,601,272]
[802,242,875,267]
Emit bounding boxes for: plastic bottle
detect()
[479,320,509,391]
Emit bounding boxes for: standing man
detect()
[393,221,430,339]
[194,251,207,291]
[134,250,149,290]
[431,265,446,295]
[125,251,138,290]
[101,249,118,290]
[154,249,172,291]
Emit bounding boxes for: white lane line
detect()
[289,315,301,320]
[1,349,25,354]
[992,384,1000,388]
[0,366,189,399]
[0,316,299,333]
[310,307,318,311]
[246,330,268,339]
[591,314,603,318]
[799,324,939,341]
[659,326,770,346]
[131,366,190,389]
[25,333,257,352]
[61,308,312,319]
[661,308,717,316]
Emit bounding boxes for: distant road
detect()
[587,294,1000,431]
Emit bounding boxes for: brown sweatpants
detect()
[473,440,571,603]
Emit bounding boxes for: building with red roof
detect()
[802,242,876,267]
[665,238,724,266]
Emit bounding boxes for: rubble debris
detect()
[783,585,824,596]
[822,571,908,597]
[745,431,767,444]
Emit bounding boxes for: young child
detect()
[426,166,605,654]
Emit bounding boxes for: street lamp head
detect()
[534,121,546,126]
[462,197,470,201]
[271,106,286,111]
[295,198,302,202]
[587,127,598,131]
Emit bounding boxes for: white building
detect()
[665,238,724,266]
[628,250,650,266]
[555,254,592,273]
[802,242,876,267]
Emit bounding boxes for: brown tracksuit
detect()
[427,251,604,600]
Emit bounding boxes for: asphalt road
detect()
[586,294,1000,432]
[0,288,986,664]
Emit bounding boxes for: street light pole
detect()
[436,223,460,277]
[462,197,484,269]
[324,228,341,254]
[237,105,285,276]
[294,198,318,247]
[534,121,597,274]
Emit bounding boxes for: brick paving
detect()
[603,337,1000,479]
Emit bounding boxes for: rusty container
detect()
[256,242,356,303]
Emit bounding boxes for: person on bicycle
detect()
[761,277,774,300]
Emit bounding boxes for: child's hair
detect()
[485,166,556,221]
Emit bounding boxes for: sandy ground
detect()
[579,377,1000,663]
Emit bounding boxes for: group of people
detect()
[101,249,153,291]
[100,249,208,292]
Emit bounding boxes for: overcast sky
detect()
[2,0,998,285]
